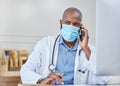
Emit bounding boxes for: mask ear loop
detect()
[60,25,62,29]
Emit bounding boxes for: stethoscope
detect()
[48,35,107,85]
[49,34,87,74]
[49,35,60,72]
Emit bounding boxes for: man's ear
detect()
[59,19,62,29]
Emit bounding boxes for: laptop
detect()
[96,0,120,76]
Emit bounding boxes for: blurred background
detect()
[0,0,96,53]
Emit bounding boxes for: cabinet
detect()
[0,49,28,86]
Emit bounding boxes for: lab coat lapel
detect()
[52,35,60,72]
[74,45,81,75]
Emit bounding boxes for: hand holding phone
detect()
[79,24,89,46]
[79,24,91,59]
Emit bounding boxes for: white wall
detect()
[0,0,96,53]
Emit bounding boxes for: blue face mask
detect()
[61,24,79,42]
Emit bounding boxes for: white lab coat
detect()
[20,36,111,85]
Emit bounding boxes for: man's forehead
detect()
[74,12,81,17]
[63,11,82,21]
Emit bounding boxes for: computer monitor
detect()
[96,0,120,76]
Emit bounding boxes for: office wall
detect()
[0,0,96,53]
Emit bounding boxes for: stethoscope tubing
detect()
[49,35,83,73]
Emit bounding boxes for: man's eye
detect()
[65,21,70,25]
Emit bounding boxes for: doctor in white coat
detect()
[20,7,111,85]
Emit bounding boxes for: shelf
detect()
[0,71,19,77]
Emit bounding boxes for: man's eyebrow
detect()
[63,20,70,22]
[64,19,70,21]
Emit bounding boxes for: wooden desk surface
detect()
[18,84,120,86]
[18,84,52,86]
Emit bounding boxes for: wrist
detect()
[82,46,91,60]
[81,45,89,50]
[36,79,44,84]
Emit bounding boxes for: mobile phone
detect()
[79,29,85,41]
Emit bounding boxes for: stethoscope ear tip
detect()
[82,71,85,73]
[78,69,81,72]
[78,69,85,73]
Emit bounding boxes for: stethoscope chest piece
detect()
[49,64,55,71]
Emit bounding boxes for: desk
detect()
[18,84,120,86]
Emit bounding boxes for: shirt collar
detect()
[58,35,64,45]
[58,35,79,51]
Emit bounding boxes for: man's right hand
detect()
[37,72,64,85]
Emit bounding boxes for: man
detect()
[20,7,111,85]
